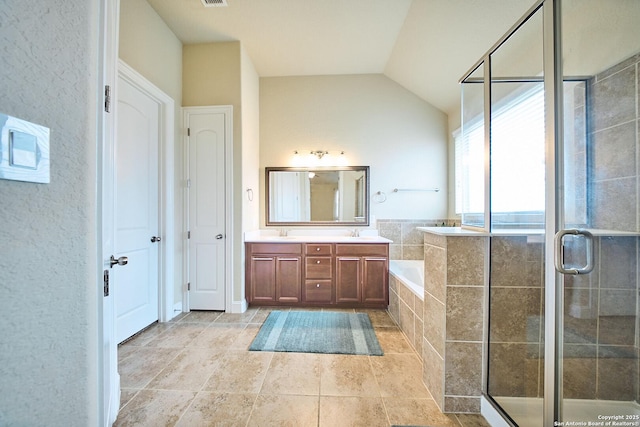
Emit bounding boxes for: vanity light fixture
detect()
[311,150,329,159]
[292,150,346,166]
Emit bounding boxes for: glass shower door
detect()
[556,0,640,423]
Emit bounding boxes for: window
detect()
[455,83,545,224]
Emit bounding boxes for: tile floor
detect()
[115,307,491,427]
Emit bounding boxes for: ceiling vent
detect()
[201,0,228,7]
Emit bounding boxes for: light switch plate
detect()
[0,113,50,183]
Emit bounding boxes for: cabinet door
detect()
[276,256,301,303]
[362,257,388,304]
[336,257,361,303]
[251,256,276,302]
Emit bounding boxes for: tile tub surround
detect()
[115,308,491,427]
[420,227,489,413]
[388,261,425,360]
[419,227,488,414]
[378,219,458,260]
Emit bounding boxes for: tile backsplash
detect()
[377,219,457,260]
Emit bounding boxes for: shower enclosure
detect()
[459,0,640,425]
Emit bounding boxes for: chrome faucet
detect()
[279,228,288,237]
[351,228,359,237]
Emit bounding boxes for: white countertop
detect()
[244,229,392,243]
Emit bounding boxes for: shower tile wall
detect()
[589,52,640,231]
[488,236,545,399]
[488,53,640,403]
[378,219,456,260]
[586,53,639,403]
[564,235,639,401]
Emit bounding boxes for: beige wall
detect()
[241,46,261,232]
[259,74,448,226]
[183,41,257,305]
[119,0,184,305]
[0,1,99,424]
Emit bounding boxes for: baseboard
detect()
[230,298,248,314]
[170,302,182,320]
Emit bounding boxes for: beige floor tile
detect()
[147,322,209,348]
[146,348,221,391]
[456,413,493,427]
[260,352,321,395]
[114,389,196,427]
[371,353,431,398]
[363,309,398,327]
[384,397,461,427]
[120,322,175,348]
[188,322,248,349]
[214,308,259,323]
[119,389,139,409]
[319,396,388,427]
[319,354,380,397]
[176,392,256,426]
[179,310,223,324]
[375,327,416,354]
[204,350,273,394]
[248,394,319,427]
[229,323,261,350]
[118,347,182,389]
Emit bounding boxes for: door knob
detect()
[216,234,223,240]
[151,236,162,243]
[110,255,128,268]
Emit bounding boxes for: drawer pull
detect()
[316,260,321,264]
[316,283,320,288]
[316,247,321,251]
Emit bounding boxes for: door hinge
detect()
[187,127,190,137]
[104,85,111,113]
[103,270,110,297]
[187,230,191,239]
[187,282,191,291]
[186,179,191,188]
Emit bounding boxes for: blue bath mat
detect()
[249,310,383,356]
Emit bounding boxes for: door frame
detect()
[182,106,233,313]
[117,59,176,323]
[98,0,120,424]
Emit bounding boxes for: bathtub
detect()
[389,260,424,301]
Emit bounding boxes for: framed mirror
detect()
[266,166,369,226]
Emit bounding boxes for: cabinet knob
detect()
[316,283,320,288]
[316,247,321,251]
[316,260,321,264]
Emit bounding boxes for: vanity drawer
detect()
[247,243,302,255]
[305,243,333,256]
[304,280,332,302]
[305,257,333,278]
[335,243,388,257]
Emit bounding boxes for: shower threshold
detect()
[493,396,640,427]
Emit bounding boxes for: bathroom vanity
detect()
[244,235,390,308]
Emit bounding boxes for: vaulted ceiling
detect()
[145,0,539,116]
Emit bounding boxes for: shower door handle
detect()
[554,229,594,275]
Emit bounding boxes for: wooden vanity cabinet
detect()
[245,241,388,308]
[245,243,302,304]
[303,244,333,303]
[335,244,389,306]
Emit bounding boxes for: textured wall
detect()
[0,1,98,425]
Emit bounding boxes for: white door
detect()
[100,0,120,424]
[187,110,226,310]
[114,76,160,343]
